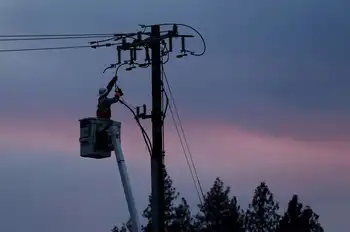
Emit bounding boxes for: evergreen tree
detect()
[168,197,194,232]
[111,224,128,232]
[277,195,324,232]
[142,166,180,232]
[196,177,245,232]
[245,182,280,232]
[278,195,302,232]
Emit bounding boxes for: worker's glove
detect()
[115,87,123,97]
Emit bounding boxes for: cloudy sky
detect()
[0,0,349,231]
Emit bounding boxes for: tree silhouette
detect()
[196,177,245,232]
[278,195,324,232]
[168,197,194,232]
[111,224,128,232]
[245,182,280,232]
[142,166,179,232]
[110,176,325,232]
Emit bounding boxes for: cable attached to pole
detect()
[119,99,152,157]
[161,62,205,204]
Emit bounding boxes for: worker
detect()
[96,75,123,151]
[96,75,122,119]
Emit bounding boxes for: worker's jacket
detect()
[96,75,120,119]
[96,96,119,119]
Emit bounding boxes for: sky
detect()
[0,0,349,231]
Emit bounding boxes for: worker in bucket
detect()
[96,76,123,119]
[96,75,123,151]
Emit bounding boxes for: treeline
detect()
[112,168,324,232]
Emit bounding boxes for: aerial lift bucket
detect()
[79,117,121,159]
[78,117,141,232]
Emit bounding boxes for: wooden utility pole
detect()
[150,24,165,232]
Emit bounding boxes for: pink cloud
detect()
[182,122,349,167]
[2,115,350,204]
[0,117,150,160]
[1,117,349,175]
[273,111,350,142]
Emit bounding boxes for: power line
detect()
[0,45,93,53]
[0,33,116,38]
[0,41,120,53]
[119,99,152,156]
[113,64,152,156]
[167,95,203,205]
[163,66,205,199]
[160,45,203,204]
[161,63,205,204]
[0,35,114,42]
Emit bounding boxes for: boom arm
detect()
[107,125,140,232]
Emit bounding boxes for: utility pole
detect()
[150,25,165,232]
[88,24,204,232]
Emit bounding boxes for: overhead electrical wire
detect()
[167,95,203,205]
[0,33,122,53]
[0,35,114,42]
[110,63,152,157]
[161,62,205,204]
[161,45,170,117]
[161,41,170,64]
[0,23,206,56]
[157,25,206,202]
[0,33,116,37]
[119,99,152,156]
[0,41,122,53]
[0,45,93,53]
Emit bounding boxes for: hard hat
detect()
[98,87,108,96]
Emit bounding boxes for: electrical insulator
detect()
[125,65,135,71]
[145,46,150,63]
[133,48,137,61]
[129,49,134,64]
[142,104,147,114]
[180,36,186,53]
[168,37,173,52]
[172,24,178,35]
[136,107,140,116]
[161,40,166,56]
[122,37,127,46]
[137,33,142,41]
[176,53,188,58]
[176,36,188,58]
[117,47,121,64]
